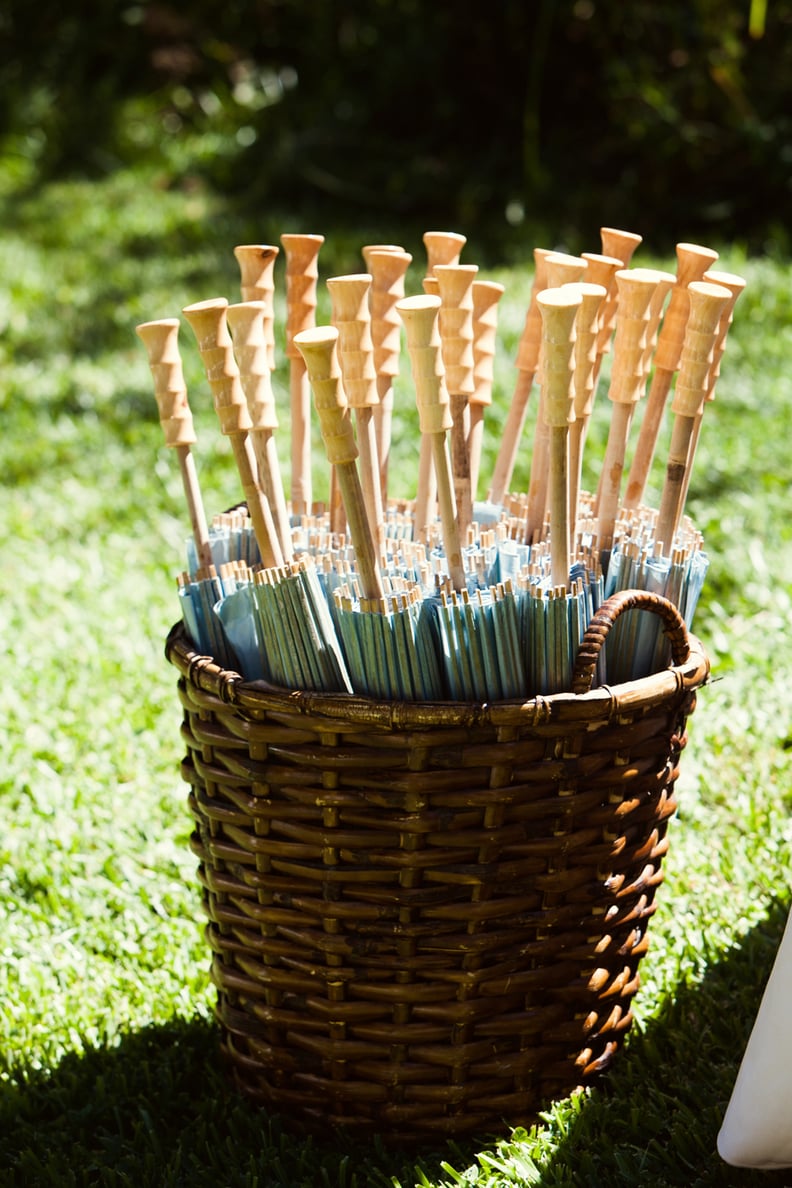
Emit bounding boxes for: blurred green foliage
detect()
[0,0,789,256]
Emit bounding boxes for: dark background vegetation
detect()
[0,0,789,260]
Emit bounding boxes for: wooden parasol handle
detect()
[571,589,691,694]
[294,325,384,602]
[596,269,664,546]
[226,300,293,562]
[537,286,581,588]
[135,317,212,569]
[435,263,478,535]
[233,244,279,370]
[136,317,198,449]
[182,297,283,569]
[523,254,588,542]
[564,281,607,543]
[326,272,384,552]
[363,246,412,501]
[281,233,324,514]
[423,230,466,275]
[396,293,466,591]
[469,279,505,501]
[654,281,732,551]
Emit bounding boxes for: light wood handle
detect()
[225,302,278,430]
[671,281,733,419]
[422,275,440,296]
[327,273,384,548]
[434,263,478,397]
[181,299,251,434]
[514,247,551,373]
[544,251,587,289]
[136,316,212,568]
[637,268,676,377]
[397,295,465,589]
[599,227,642,265]
[702,269,747,399]
[233,244,279,369]
[537,288,580,427]
[537,288,581,588]
[581,251,623,291]
[607,269,661,405]
[326,273,378,409]
[471,280,505,407]
[182,298,282,568]
[361,244,404,261]
[396,295,454,434]
[364,248,412,378]
[135,318,197,447]
[226,300,292,562]
[280,233,324,358]
[564,281,607,419]
[652,242,719,373]
[423,230,466,275]
[294,326,384,601]
[293,326,358,465]
[655,281,732,552]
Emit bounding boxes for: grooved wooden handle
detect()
[638,268,676,378]
[327,273,378,410]
[515,247,551,373]
[281,233,324,358]
[671,281,733,418]
[544,252,587,289]
[537,288,580,427]
[652,242,720,373]
[423,230,466,275]
[181,299,251,434]
[471,280,505,406]
[234,244,279,369]
[599,227,643,266]
[135,318,197,447]
[363,248,412,378]
[435,264,478,397]
[225,302,278,430]
[395,295,454,434]
[607,270,662,405]
[293,326,358,465]
[702,269,747,400]
[563,281,607,418]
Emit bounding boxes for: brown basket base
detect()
[166,590,709,1141]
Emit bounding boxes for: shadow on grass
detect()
[1,903,790,1187]
[530,895,792,1188]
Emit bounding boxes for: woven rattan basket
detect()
[166,588,709,1141]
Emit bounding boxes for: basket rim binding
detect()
[166,587,710,727]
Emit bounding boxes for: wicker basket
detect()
[166,588,709,1141]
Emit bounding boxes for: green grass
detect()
[2,136,792,1186]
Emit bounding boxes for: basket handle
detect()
[571,589,691,695]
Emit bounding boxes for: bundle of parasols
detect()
[137,228,744,702]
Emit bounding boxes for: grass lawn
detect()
[1,136,792,1185]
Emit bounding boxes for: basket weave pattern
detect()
[166,590,709,1140]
